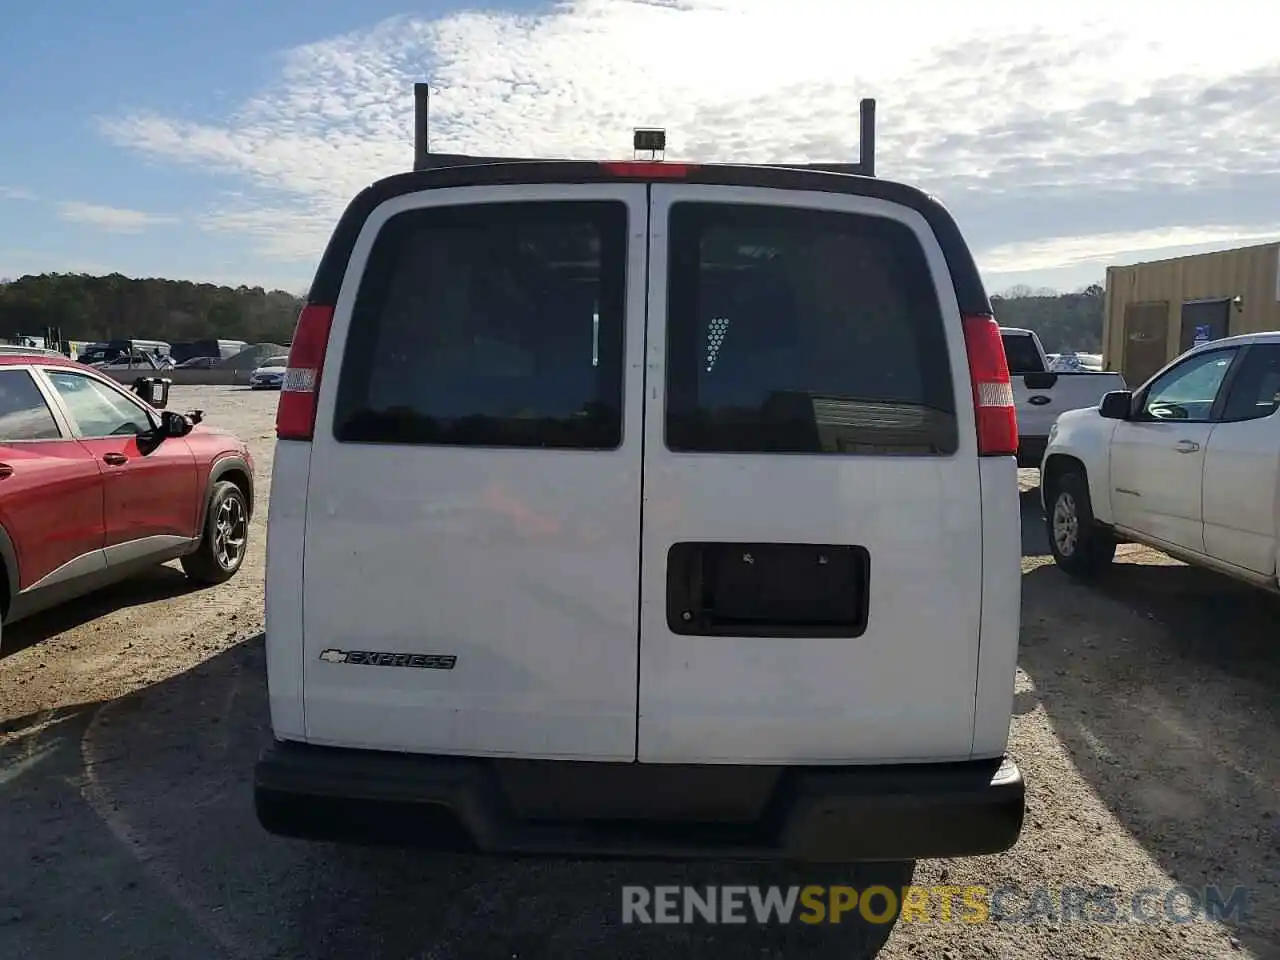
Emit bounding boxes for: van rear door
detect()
[300,183,649,760]
[637,184,986,763]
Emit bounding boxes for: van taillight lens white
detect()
[961,313,1019,457]
[276,303,335,441]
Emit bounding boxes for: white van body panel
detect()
[970,456,1022,757]
[299,183,650,760]
[635,184,989,763]
[263,439,311,741]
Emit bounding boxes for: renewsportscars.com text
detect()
[621,884,1250,926]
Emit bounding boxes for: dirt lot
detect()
[1,386,1277,960]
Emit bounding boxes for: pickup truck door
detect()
[1110,346,1242,553]
[1201,344,1280,576]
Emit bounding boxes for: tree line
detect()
[0,273,303,346]
[0,272,1106,353]
[990,283,1105,353]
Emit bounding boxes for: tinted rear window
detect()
[333,201,627,449]
[664,203,959,455]
[1001,334,1043,374]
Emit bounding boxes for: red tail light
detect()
[599,161,695,179]
[275,303,335,441]
[961,313,1018,457]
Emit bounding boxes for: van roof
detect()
[307,160,992,318]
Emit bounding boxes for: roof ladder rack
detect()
[412,82,876,177]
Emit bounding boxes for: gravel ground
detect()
[1,386,1277,960]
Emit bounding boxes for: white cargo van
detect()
[256,88,1025,881]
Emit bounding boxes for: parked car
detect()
[90,348,175,372]
[1000,327,1127,467]
[249,357,290,389]
[175,356,220,370]
[79,339,172,366]
[1042,331,1280,591]
[0,353,255,650]
[254,90,1026,946]
[1047,351,1103,373]
[170,339,249,364]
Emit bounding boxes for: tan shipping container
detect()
[1103,241,1280,388]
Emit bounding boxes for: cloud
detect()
[197,204,342,261]
[981,225,1280,274]
[96,0,1280,278]
[56,201,178,233]
[0,186,36,201]
[0,250,115,280]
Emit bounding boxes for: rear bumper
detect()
[254,741,1025,862]
[1017,435,1048,468]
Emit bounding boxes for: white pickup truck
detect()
[1042,332,1280,592]
[1000,327,1126,467]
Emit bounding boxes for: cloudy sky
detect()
[2,0,1277,294]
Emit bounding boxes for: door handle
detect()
[1174,439,1200,454]
[0,463,12,479]
[1027,395,1052,406]
[102,452,128,466]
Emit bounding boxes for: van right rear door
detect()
[636,184,988,764]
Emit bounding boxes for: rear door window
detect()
[1219,344,1280,421]
[0,369,62,441]
[664,203,958,455]
[333,200,628,449]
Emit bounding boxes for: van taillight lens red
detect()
[275,303,335,441]
[961,313,1018,457]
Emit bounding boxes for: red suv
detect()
[0,353,254,648]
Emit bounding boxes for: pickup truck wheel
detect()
[1046,471,1115,577]
[181,480,249,585]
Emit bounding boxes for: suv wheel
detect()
[1046,470,1115,577]
[182,480,249,585]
